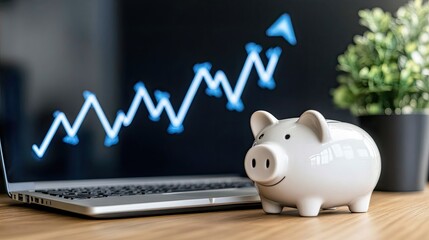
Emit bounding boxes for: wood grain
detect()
[1,186,429,240]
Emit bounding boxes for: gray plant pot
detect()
[358,114,429,192]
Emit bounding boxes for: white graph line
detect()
[32,43,282,158]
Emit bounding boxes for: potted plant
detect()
[332,0,429,191]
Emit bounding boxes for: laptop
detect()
[0,0,407,218]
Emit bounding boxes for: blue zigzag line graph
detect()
[32,13,296,159]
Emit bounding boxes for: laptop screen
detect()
[0,0,406,183]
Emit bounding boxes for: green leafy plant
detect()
[332,0,429,115]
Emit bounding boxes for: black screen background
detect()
[0,0,408,182]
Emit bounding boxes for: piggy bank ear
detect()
[297,110,332,143]
[250,111,278,138]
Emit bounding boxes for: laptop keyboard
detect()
[35,181,254,200]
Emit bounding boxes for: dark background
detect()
[0,0,409,185]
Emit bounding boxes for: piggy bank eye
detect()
[258,134,264,140]
[285,134,291,140]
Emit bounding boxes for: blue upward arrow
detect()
[266,13,297,46]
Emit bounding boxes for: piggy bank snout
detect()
[244,144,288,185]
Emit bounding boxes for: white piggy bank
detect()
[244,110,381,217]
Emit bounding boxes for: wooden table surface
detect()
[1,186,429,240]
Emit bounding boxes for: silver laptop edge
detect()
[1,141,260,218]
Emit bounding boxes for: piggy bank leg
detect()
[260,196,283,214]
[296,198,322,217]
[348,193,372,213]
